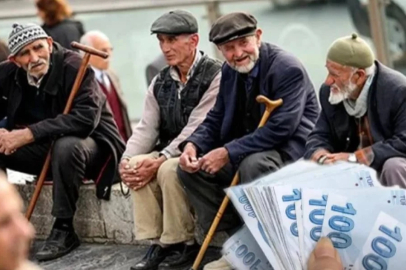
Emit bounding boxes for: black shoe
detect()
[158,243,200,270]
[35,229,80,262]
[131,244,170,270]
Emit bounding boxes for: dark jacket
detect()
[0,43,125,200]
[181,42,319,165]
[304,61,406,171]
[42,19,85,51]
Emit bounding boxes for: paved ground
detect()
[30,241,222,270]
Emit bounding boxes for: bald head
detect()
[0,178,35,270]
[80,30,112,70]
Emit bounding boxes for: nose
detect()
[234,47,244,59]
[324,74,334,86]
[160,41,171,54]
[29,52,39,63]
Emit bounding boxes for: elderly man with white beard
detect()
[304,33,406,188]
[177,12,319,270]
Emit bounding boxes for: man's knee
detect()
[176,165,192,188]
[128,152,159,167]
[382,158,406,173]
[381,157,406,187]
[239,150,281,182]
[52,136,87,164]
[157,159,178,179]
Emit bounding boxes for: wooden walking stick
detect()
[191,95,283,270]
[25,42,109,220]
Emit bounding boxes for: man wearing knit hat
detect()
[0,23,125,261]
[119,10,221,270]
[177,12,319,270]
[305,33,406,188]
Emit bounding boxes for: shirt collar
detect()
[169,49,203,83]
[91,67,104,83]
[27,73,45,88]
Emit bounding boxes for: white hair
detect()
[79,30,110,56]
[350,64,375,76]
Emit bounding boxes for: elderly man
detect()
[80,30,132,142]
[0,23,125,261]
[0,178,42,270]
[304,33,406,188]
[119,10,221,270]
[177,12,319,269]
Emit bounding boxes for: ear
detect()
[354,68,367,84]
[255,28,263,45]
[190,33,199,48]
[46,37,53,53]
[7,55,21,67]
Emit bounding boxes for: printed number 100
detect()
[327,203,356,249]
[362,225,402,270]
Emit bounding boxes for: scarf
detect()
[343,71,375,118]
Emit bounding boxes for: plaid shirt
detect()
[354,115,375,166]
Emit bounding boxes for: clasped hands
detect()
[179,143,229,175]
[119,155,166,191]
[0,128,34,155]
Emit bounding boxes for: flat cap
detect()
[327,33,375,69]
[150,10,198,35]
[209,12,257,45]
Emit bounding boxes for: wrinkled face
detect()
[0,182,35,270]
[325,60,365,104]
[157,33,199,66]
[218,29,262,73]
[9,37,53,79]
[88,35,112,70]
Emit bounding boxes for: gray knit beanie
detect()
[8,23,48,55]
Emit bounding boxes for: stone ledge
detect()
[18,183,139,244]
[17,183,228,246]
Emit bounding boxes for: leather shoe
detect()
[131,244,170,270]
[158,243,200,270]
[35,228,80,261]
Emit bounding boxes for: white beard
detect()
[234,60,256,73]
[328,81,357,105]
[228,47,260,74]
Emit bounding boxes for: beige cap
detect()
[327,33,375,68]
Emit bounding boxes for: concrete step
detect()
[17,182,228,246]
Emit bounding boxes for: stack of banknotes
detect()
[223,161,406,270]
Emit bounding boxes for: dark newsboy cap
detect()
[150,10,198,35]
[209,12,257,45]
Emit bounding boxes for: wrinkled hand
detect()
[307,237,343,270]
[179,143,200,173]
[133,157,165,191]
[119,158,137,187]
[0,128,34,155]
[199,147,229,175]
[323,153,350,165]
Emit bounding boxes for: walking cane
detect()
[190,95,283,270]
[25,42,109,220]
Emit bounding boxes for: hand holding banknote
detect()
[307,237,342,270]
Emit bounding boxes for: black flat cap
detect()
[151,10,198,35]
[209,12,257,45]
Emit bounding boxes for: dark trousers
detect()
[0,136,108,219]
[177,149,286,234]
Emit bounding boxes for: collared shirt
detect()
[243,61,260,96]
[27,73,44,88]
[122,49,221,160]
[169,50,202,97]
[92,67,112,92]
